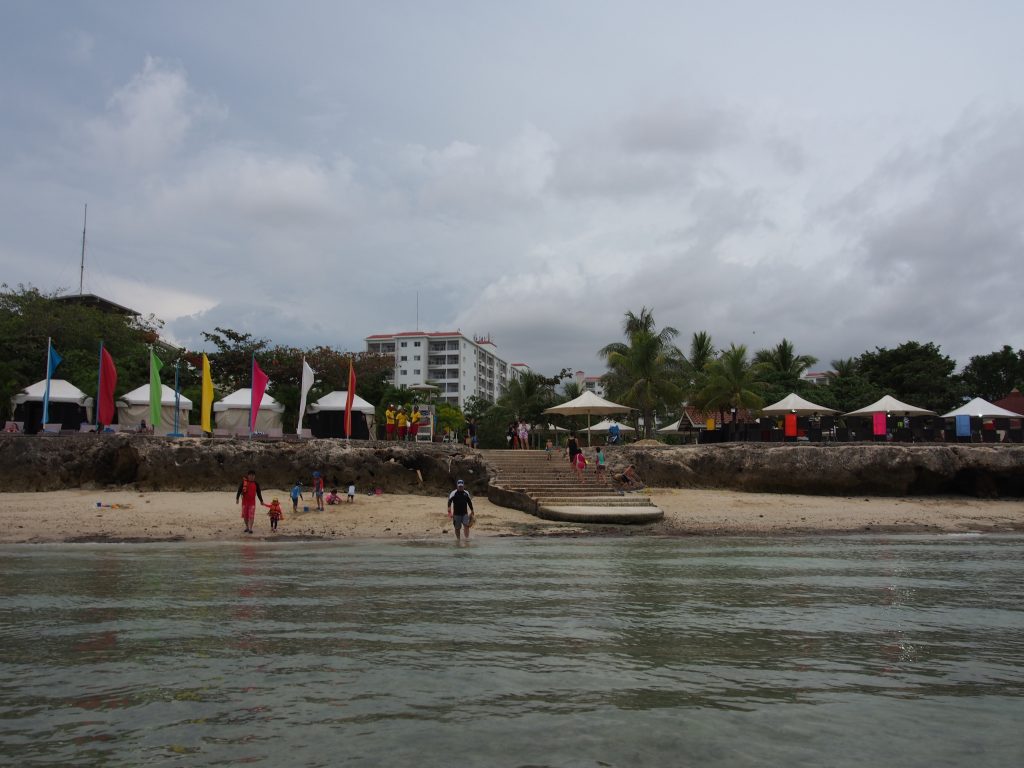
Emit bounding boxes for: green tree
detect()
[681,330,716,402]
[857,341,961,412]
[0,284,163,420]
[498,370,558,446]
[694,344,767,427]
[830,357,858,378]
[960,345,1024,401]
[599,307,684,438]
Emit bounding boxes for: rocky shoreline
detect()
[2,435,1023,498]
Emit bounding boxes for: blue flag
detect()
[48,347,62,377]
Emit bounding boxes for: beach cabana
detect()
[942,398,1023,420]
[307,391,375,439]
[116,384,192,435]
[544,391,633,445]
[10,379,94,434]
[761,392,838,416]
[844,395,936,417]
[213,388,284,434]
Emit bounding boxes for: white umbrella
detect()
[657,419,682,433]
[761,392,838,416]
[544,390,633,445]
[845,394,936,417]
[942,397,1024,419]
[582,418,636,434]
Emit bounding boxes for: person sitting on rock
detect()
[613,464,644,491]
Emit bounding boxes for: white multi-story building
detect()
[574,370,605,397]
[365,331,517,408]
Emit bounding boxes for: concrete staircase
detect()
[479,449,663,524]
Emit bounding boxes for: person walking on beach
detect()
[447,479,475,542]
[236,469,264,534]
[290,480,304,513]
[264,497,284,532]
[347,481,356,503]
[312,470,325,511]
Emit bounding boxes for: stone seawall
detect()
[0,435,489,495]
[2,437,1022,498]
[612,443,1024,498]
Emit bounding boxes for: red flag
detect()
[344,360,356,438]
[250,359,269,434]
[98,347,117,425]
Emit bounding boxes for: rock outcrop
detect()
[0,435,489,495]
[611,443,1024,498]
[2,436,1022,498]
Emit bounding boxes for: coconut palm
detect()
[682,330,716,401]
[498,370,556,446]
[754,338,818,379]
[695,344,768,427]
[830,357,857,378]
[599,308,684,438]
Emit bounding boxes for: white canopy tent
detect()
[214,388,285,433]
[11,379,94,431]
[942,397,1024,419]
[116,384,192,435]
[308,391,376,427]
[761,392,839,416]
[845,395,936,417]
[582,418,636,434]
[544,391,633,445]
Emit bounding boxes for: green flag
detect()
[149,349,164,429]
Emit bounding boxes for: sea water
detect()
[1,536,1023,767]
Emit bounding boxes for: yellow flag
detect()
[201,354,214,432]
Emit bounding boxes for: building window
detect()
[400,369,407,376]
[400,355,407,361]
[413,355,420,361]
[413,369,420,375]
[413,341,421,347]
[400,341,407,347]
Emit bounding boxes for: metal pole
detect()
[79,204,87,295]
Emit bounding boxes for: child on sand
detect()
[347,482,356,503]
[290,480,304,513]
[312,471,325,511]
[326,488,341,505]
[264,498,284,531]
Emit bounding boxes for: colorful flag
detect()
[42,339,62,426]
[201,354,214,433]
[149,349,164,428]
[98,346,117,426]
[250,358,269,434]
[297,358,314,435]
[344,360,356,438]
[872,411,887,437]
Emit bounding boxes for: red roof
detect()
[994,389,1024,416]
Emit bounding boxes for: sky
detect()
[2,1,1023,377]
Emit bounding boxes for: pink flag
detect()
[872,412,887,437]
[250,359,269,434]
[344,360,356,438]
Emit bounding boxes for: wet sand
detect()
[2,488,1023,543]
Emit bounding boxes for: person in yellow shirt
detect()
[396,406,409,440]
[409,406,421,441]
[385,403,396,440]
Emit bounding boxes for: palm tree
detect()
[695,344,768,429]
[682,331,716,401]
[830,357,857,378]
[754,338,818,379]
[599,308,684,438]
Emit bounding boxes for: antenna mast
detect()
[79,204,88,295]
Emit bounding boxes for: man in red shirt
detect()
[235,469,265,534]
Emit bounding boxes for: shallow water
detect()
[2,536,1023,767]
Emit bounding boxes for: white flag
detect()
[297,358,315,435]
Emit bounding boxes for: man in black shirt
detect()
[446,479,475,542]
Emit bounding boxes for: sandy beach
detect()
[2,487,1023,543]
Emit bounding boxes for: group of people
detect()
[505,419,531,449]
[235,469,357,534]
[384,403,423,441]
[561,431,643,489]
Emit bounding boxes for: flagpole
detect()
[42,337,53,427]
[95,340,104,428]
[249,352,254,440]
[170,358,183,438]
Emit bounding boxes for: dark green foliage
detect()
[856,341,962,412]
[960,346,1024,401]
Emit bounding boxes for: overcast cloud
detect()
[3,1,1023,376]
